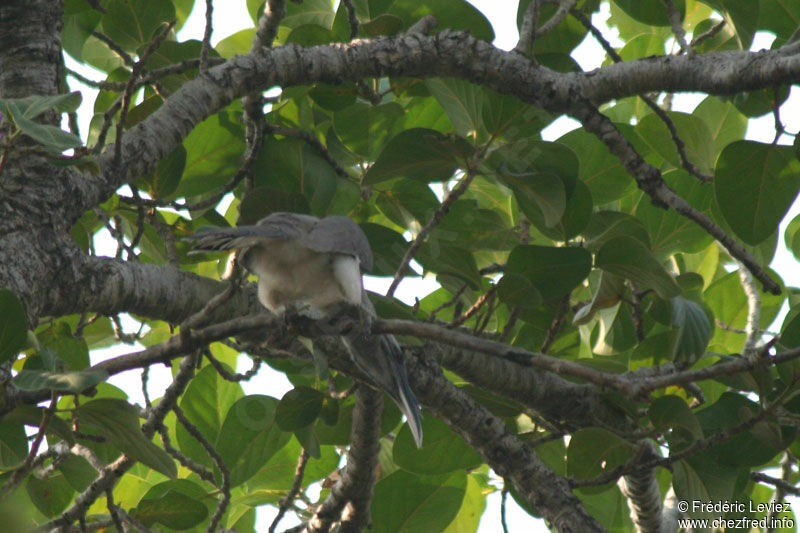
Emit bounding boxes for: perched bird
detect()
[187,212,422,447]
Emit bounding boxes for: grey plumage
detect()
[187,212,422,447]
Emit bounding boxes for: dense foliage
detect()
[2,0,800,531]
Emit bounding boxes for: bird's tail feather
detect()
[343,333,423,448]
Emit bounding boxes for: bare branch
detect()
[200,0,213,72]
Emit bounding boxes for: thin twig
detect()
[269,449,310,533]
[200,0,213,72]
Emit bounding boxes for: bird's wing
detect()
[185,212,316,252]
[301,216,374,272]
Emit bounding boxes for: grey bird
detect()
[187,212,423,447]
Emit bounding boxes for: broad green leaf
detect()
[37,322,90,370]
[361,223,413,277]
[245,440,341,498]
[758,0,800,42]
[101,0,175,51]
[136,482,209,530]
[613,0,685,26]
[671,296,712,364]
[785,212,800,262]
[704,270,785,353]
[309,83,358,111]
[416,242,482,289]
[500,245,591,303]
[215,28,256,58]
[649,395,703,451]
[0,421,29,469]
[0,289,27,364]
[374,178,440,228]
[592,303,637,355]
[502,171,566,229]
[176,110,246,198]
[364,128,463,185]
[62,0,102,61]
[144,40,216,93]
[386,0,494,41]
[26,473,75,518]
[715,140,800,245]
[695,392,786,467]
[334,102,404,159]
[4,405,75,446]
[136,493,208,529]
[672,456,742,519]
[567,428,635,487]
[286,24,337,46]
[77,398,177,478]
[12,369,107,393]
[275,386,324,431]
[394,416,482,475]
[635,169,714,255]
[596,236,681,299]
[239,187,310,225]
[577,485,633,532]
[0,92,82,120]
[582,211,651,252]
[254,137,340,215]
[176,364,244,468]
[557,128,636,204]
[694,96,748,156]
[218,395,290,487]
[432,201,519,250]
[136,144,186,200]
[573,271,626,325]
[636,112,715,175]
[3,101,82,153]
[371,470,467,533]
[443,475,488,533]
[283,0,336,30]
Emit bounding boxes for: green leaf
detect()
[254,137,339,215]
[557,128,636,204]
[596,236,681,299]
[3,101,82,153]
[361,223,414,277]
[613,0,685,26]
[77,398,176,478]
[715,140,800,245]
[500,245,592,303]
[136,488,208,529]
[785,212,800,262]
[176,109,246,198]
[567,428,635,488]
[215,28,256,58]
[101,0,175,51]
[0,289,27,364]
[416,242,482,289]
[0,421,29,469]
[136,144,186,200]
[432,201,519,250]
[282,0,336,30]
[12,369,108,393]
[26,473,75,518]
[649,395,703,451]
[573,271,626,325]
[333,102,404,159]
[276,386,324,431]
[386,0,494,41]
[582,211,651,252]
[371,470,467,533]
[374,178,440,228]
[0,92,82,120]
[671,296,712,364]
[176,364,244,468]
[393,416,482,475]
[694,96,748,156]
[635,169,714,255]
[443,474,488,533]
[62,0,102,62]
[503,171,566,228]
[239,187,310,225]
[635,111,715,175]
[217,395,290,487]
[364,128,462,185]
